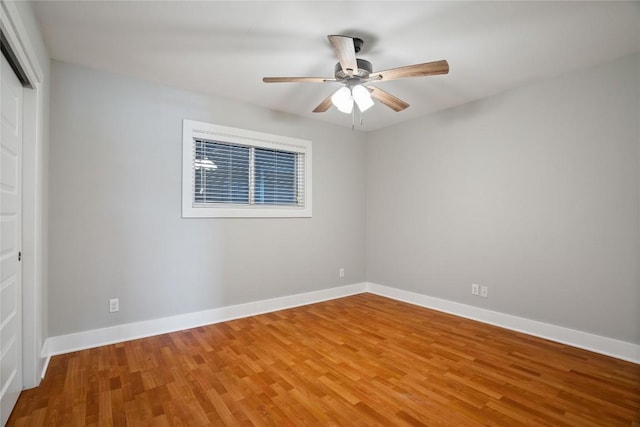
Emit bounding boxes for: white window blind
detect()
[253,147,303,206]
[193,140,305,207]
[194,140,250,204]
[183,120,312,218]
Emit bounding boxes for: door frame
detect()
[1,0,46,388]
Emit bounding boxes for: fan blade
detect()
[372,60,449,81]
[368,86,410,112]
[328,35,358,76]
[312,92,335,113]
[263,77,336,83]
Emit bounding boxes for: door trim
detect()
[1,0,46,389]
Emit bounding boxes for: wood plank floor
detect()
[8,293,640,426]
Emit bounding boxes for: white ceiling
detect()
[33,1,640,132]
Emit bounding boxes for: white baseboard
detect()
[366,282,640,364]
[41,281,639,371]
[40,356,50,380]
[42,282,367,358]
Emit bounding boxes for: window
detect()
[182,120,312,217]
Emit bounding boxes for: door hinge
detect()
[18,251,21,261]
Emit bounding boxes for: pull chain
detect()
[351,107,355,131]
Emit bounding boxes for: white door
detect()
[0,53,23,426]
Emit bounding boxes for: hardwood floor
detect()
[8,293,640,426]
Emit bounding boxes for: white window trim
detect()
[182,120,312,218]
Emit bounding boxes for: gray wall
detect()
[50,54,639,346]
[367,54,640,344]
[49,61,367,336]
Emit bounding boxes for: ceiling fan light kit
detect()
[351,85,374,111]
[263,35,449,121]
[331,87,354,114]
[331,84,374,114]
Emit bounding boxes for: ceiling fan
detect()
[263,35,449,115]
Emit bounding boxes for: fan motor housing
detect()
[334,58,372,80]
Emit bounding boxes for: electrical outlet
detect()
[109,298,119,313]
[339,268,345,278]
[480,286,488,298]
[471,283,479,296]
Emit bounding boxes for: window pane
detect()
[194,140,249,204]
[254,148,297,205]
